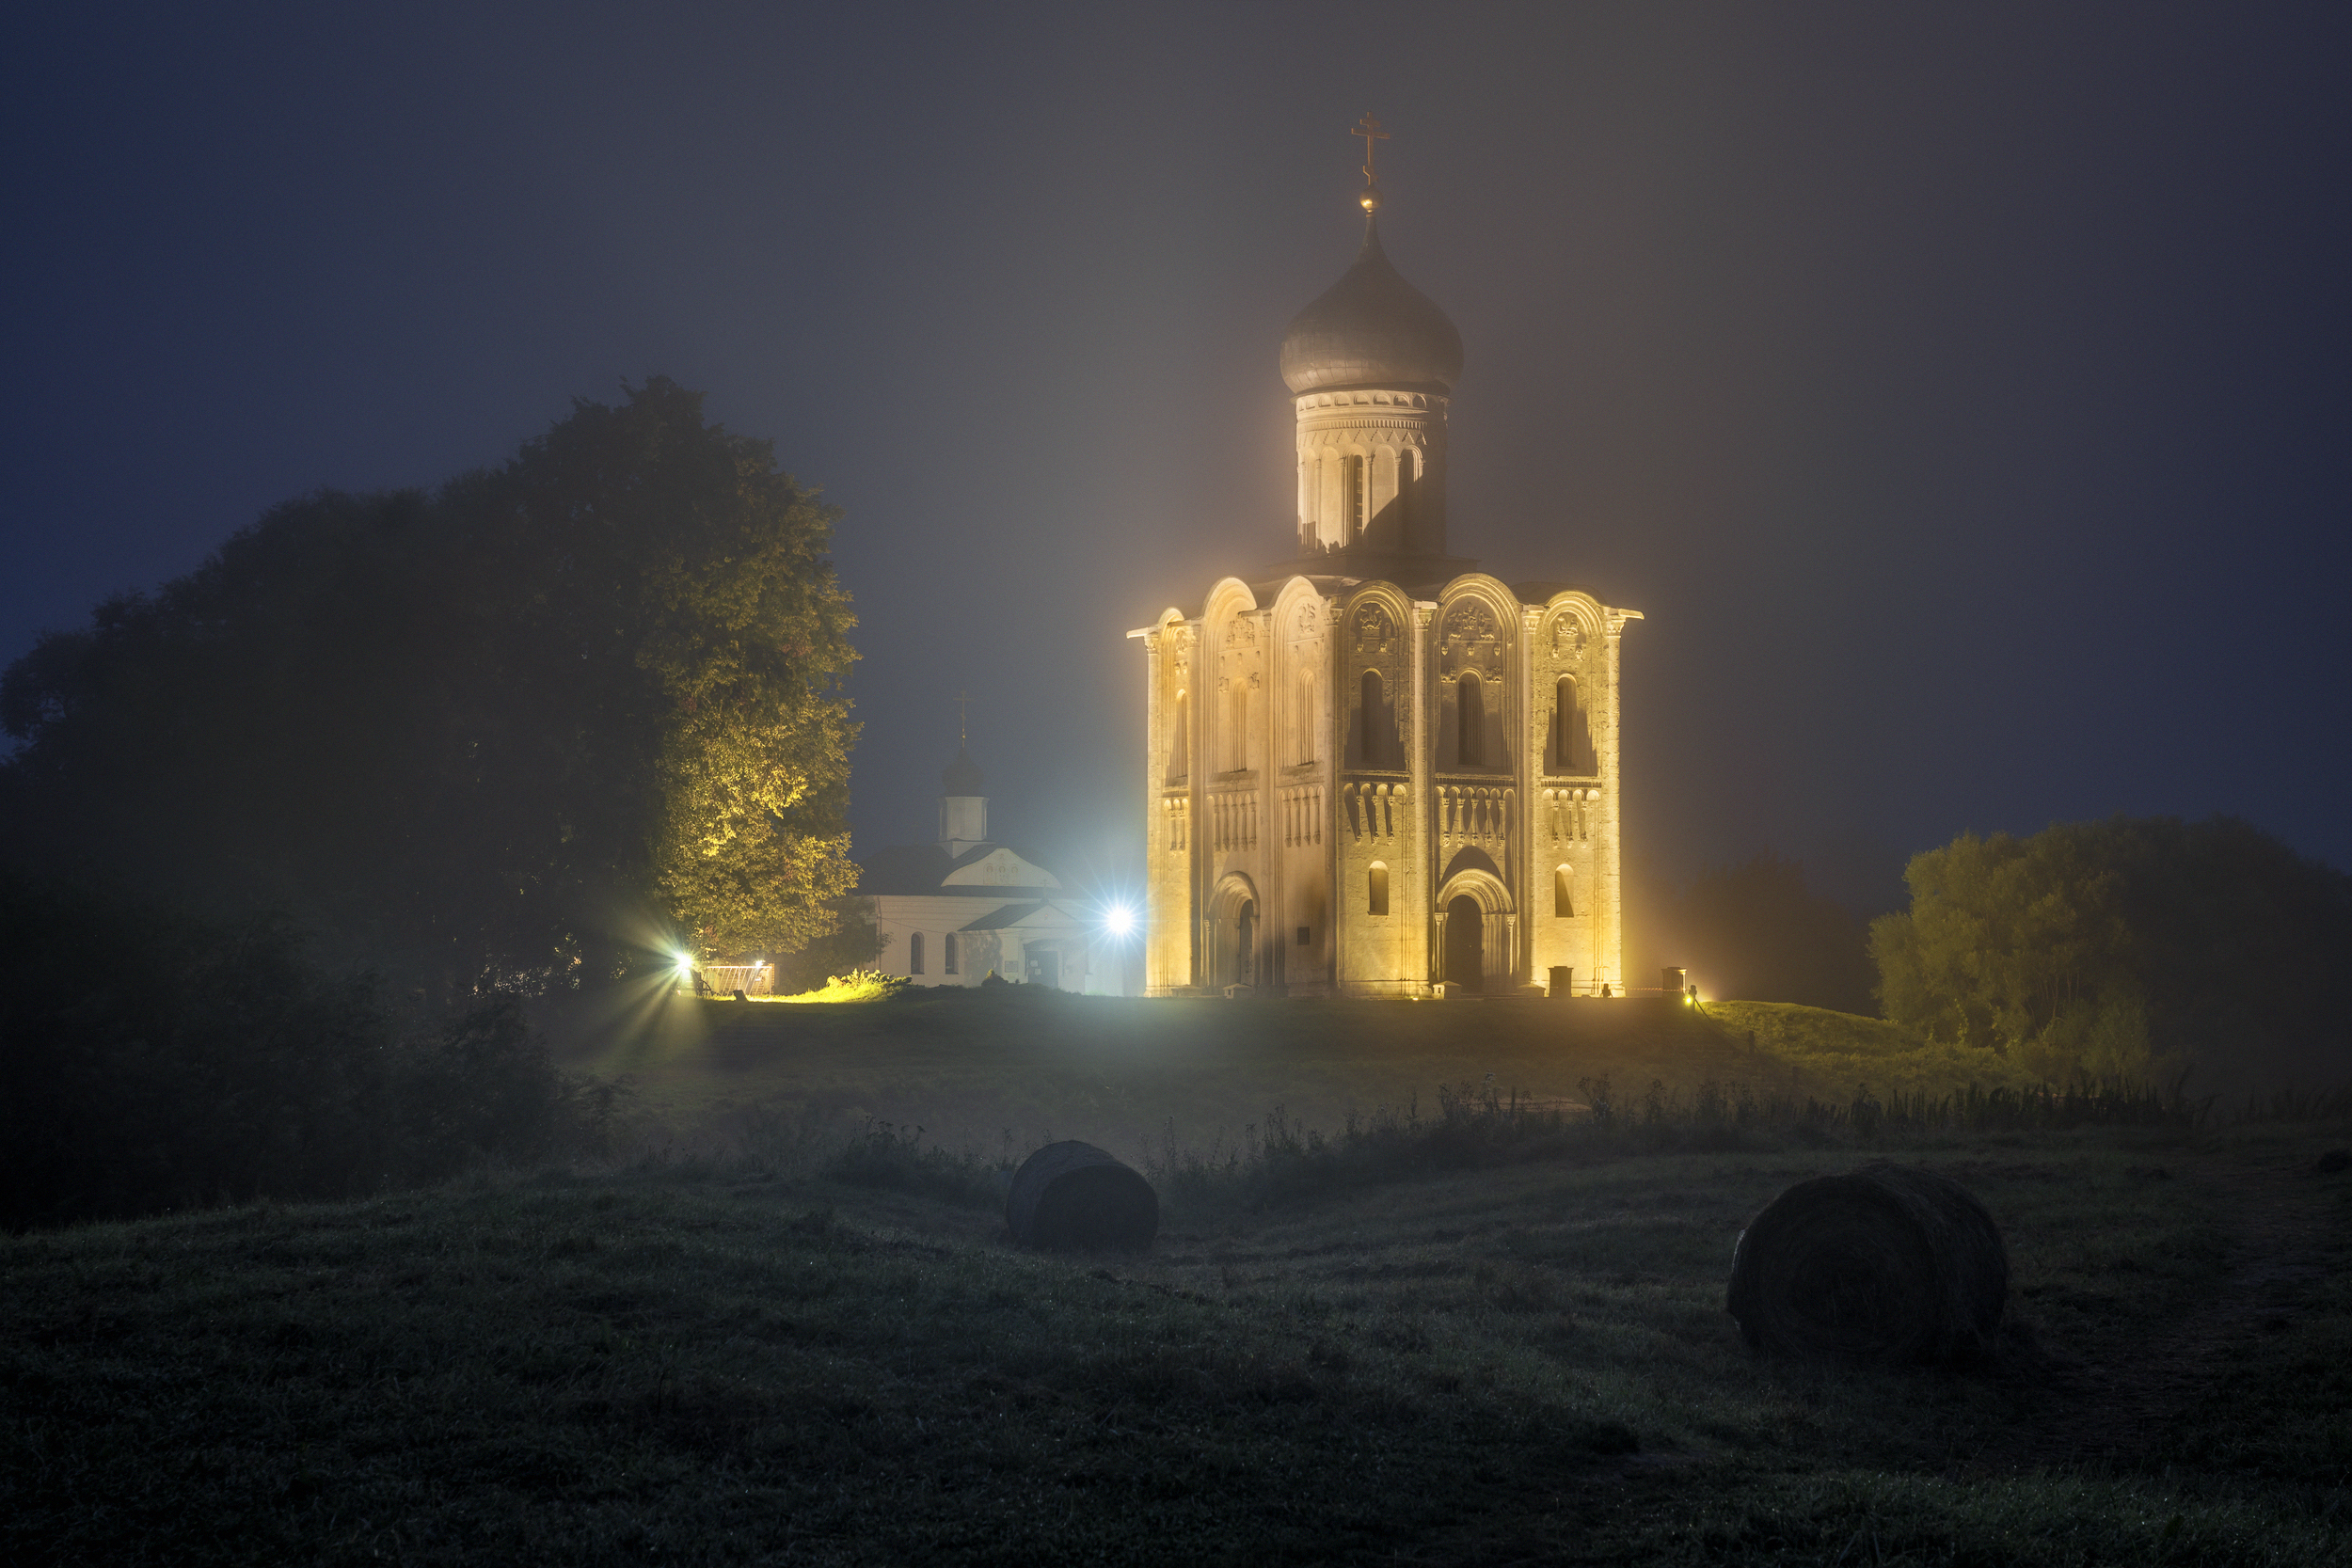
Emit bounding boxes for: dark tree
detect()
[0,379,858,1002]
[1870,816,2352,1089]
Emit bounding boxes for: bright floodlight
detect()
[674,953,694,977]
[1103,902,1136,938]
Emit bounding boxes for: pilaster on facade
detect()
[1138,578,1635,998]
[1407,600,1434,993]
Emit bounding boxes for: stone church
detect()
[1132,150,1640,998]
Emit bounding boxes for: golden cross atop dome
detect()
[1351,112,1390,212]
[956,690,970,746]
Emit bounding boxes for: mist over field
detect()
[6,6,2352,1563]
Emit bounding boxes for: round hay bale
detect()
[1725,1162,2007,1364]
[1006,1141,1158,1252]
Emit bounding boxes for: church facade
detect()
[1132,164,1640,999]
[855,743,1104,992]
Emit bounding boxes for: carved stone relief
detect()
[1440,600,1503,677]
[1549,612,1587,659]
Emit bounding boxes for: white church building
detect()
[852,742,1107,991]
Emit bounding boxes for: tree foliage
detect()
[1869,816,2352,1089]
[0,379,857,999]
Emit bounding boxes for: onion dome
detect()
[1279,217,1464,395]
[940,745,984,795]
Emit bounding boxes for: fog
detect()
[7,3,2347,928]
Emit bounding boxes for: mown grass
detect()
[1707,1000,2050,1098]
[8,1101,2350,1564]
[1137,1074,2208,1218]
[547,989,2105,1168]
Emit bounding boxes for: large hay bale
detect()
[1725,1162,2007,1364]
[1006,1141,1158,1252]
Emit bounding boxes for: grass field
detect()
[548,988,2042,1165]
[10,995,2350,1563]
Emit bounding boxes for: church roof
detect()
[940,744,984,796]
[956,899,1081,932]
[854,840,1061,897]
[1279,216,1464,395]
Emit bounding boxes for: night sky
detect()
[8,4,2349,933]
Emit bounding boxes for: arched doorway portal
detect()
[1434,866,1514,994]
[1207,872,1261,990]
[1444,895,1485,990]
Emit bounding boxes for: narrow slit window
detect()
[1295,670,1315,765]
[1368,862,1390,916]
[944,934,958,974]
[909,932,925,975]
[1457,672,1484,767]
[1359,668,1386,768]
[1168,689,1188,781]
[1554,866,1574,918]
[1554,675,1582,772]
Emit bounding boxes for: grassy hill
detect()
[7,1110,2349,1564]
[544,987,2050,1164]
[1708,1000,2048,1098]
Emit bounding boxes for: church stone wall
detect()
[1272,581,1333,994]
[1137,576,1634,1000]
[1139,612,1196,996]
[1333,581,1426,995]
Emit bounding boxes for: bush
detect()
[0,870,618,1227]
[768,967,906,1004]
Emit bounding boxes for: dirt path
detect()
[2017,1151,2339,1468]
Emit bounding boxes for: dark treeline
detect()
[0,381,859,1223]
[0,378,858,1006]
[1873,815,2352,1090]
[0,869,619,1227]
[1656,820,2351,1091]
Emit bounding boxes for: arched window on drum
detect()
[1456,673,1484,768]
[1359,668,1389,768]
[1553,675,1591,774]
